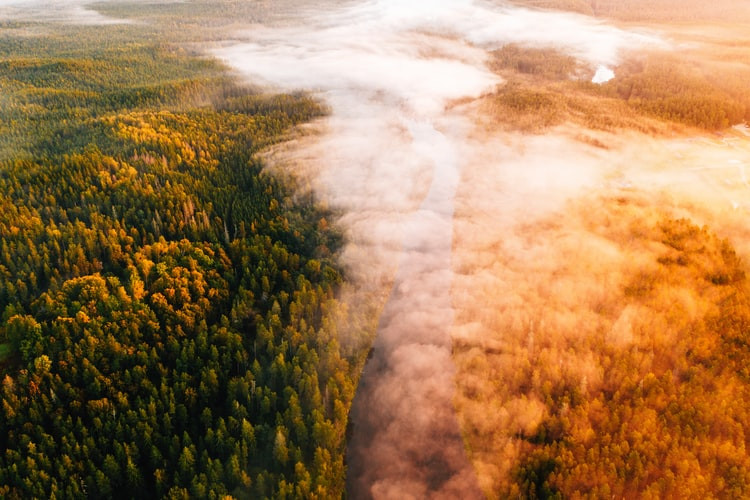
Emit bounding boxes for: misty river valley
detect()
[3,1,750,498]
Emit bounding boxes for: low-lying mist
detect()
[207,0,750,497]
[208,0,672,497]
[450,122,750,495]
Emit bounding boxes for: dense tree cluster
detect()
[491,45,579,82]
[488,44,750,133]
[453,198,750,498]
[603,56,750,130]
[512,218,750,498]
[0,34,231,160]
[0,34,356,499]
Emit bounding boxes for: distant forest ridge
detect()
[507,0,750,22]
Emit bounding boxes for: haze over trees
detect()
[2,1,750,499]
[453,197,750,498]
[485,43,750,133]
[452,3,750,498]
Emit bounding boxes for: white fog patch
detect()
[592,65,616,83]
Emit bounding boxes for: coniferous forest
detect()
[0,21,358,500]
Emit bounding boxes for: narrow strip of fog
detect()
[212,0,659,497]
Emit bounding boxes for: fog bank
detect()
[212,0,664,497]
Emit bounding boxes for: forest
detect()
[453,5,750,497]
[4,1,750,499]
[453,195,750,498]
[0,22,363,500]
[485,43,750,134]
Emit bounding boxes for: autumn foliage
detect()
[453,197,750,498]
[0,33,355,499]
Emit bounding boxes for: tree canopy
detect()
[0,28,357,499]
